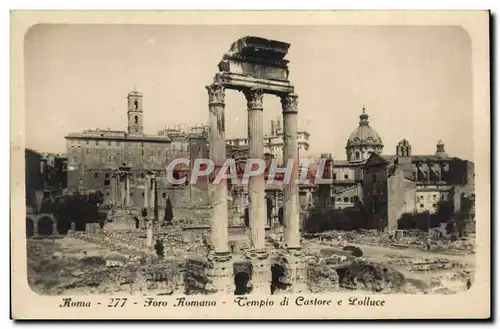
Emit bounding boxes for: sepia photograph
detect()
[10,10,490,319]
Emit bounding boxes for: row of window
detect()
[333,173,350,180]
[417,194,449,201]
[93,171,161,180]
[69,140,169,148]
[336,197,355,203]
[81,148,166,156]
[419,203,438,209]
[105,191,168,198]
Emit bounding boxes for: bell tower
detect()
[127,90,143,135]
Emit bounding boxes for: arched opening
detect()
[270,263,288,295]
[134,115,138,124]
[26,217,34,237]
[135,217,140,229]
[38,216,54,236]
[134,100,138,110]
[234,272,251,295]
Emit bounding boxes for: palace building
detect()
[65,90,171,205]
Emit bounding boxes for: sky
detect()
[24,24,473,161]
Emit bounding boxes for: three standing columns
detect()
[207,83,229,254]
[244,88,266,251]
[206,83,301,253]
[281,93,301,249]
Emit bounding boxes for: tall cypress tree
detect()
[164,196,174,224]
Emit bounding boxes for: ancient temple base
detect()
[206,251,233,295]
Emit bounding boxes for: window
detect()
[337,198,341,202]
[135,116,139,124]
[86,140,89,145]
[94,173,98,179]
[86,149,89,154]
[142,193,145,197]
[333,173,337,180]
[344,174,349,179]
[108,141,111,146]
[141,173,145,178]
[420,204,424,208]
[96,141,99,146]
[350,197,354,203]
[106,192,110,196]
[343,197,349,202]
[356,151,360,159]
[105,173,109,179]
[432,203,437,208]
[162,192,167,198]
[134,100,138,110]
[433,194,437,200]
[141,142,144,147]
[420,195,424,199]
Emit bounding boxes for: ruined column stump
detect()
[277,248,308,294]
[206,251,233,296]
[245,250,271,295]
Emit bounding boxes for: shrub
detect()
[343,245,363,257]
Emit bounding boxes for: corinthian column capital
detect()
[206,83,225,105]
[244,88,264,110]
[281,93,299,113]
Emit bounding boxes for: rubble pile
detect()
[184,257,210,295]
[432,239,476,254]
[387,256,465,272]
[336,261,406,293]
[304,230,476,255]
[307,263,340,293]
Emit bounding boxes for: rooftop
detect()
[66,129,171,142]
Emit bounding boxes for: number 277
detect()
[108,298,127,307]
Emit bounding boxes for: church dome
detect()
[346,107,383,147]
[345,107,384,162]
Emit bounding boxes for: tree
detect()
[164,196,174,224]
[266,197,273,226]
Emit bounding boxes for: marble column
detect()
[120,175,126,206]
[146,221,153,247]
[33,219,39,237]
[281,93,301,249]
[149,175,155,212]
[111,174,116,206]
[144,175,149,210]
[125,173,130,206]
[244,88,266,251]
[274,190,279,225]
[206,83,229,254]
